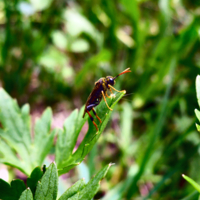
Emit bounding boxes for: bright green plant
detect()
[0,162,113,200]
[0,87,125,199]
[181,75,200,198]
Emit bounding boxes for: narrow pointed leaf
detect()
[59,179,85,200]
[68,163,113,200]
[19,188,33,200]
[33,108,56,166]
[73,92,125,161]
[56,106,88,169]
[27,167,43,195]
[182,174,200,193]
[0,89,56,175]
[0,89,32,173]
[57,92,125,175]
[35,162,58,200]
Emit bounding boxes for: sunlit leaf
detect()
[182,174,200,193]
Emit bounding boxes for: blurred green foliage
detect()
[0,0,200,199]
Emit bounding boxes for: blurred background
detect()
[0,0,200,199]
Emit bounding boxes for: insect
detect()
[82,68,131,131]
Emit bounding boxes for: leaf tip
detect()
[109,163,115,167]
[182,174,185,178]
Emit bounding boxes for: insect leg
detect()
[86,111,98,131]
[109,88,113,94]
[108,84,125,93]
[106,91,111,98]
[101,91,113,111]
[92,108,102,123]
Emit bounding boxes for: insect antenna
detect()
[114,68,131,80]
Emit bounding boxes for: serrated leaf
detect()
[0,89,56,175]
[56,106,88,169]
[73,92,125,160]
[59,179,85,200]
[56,109,78,168]
[35,162,58,200]
[32,108,56,166]
[196,75,200,107]
[182,174,200,193]
[27,167,43,195]
[0,178,26,200]
[0,89,32,173]
[68,163,113,200]
[19,188,33,200]
[57,163,81,177]
[0,139,27,174]
[56,92,125,175]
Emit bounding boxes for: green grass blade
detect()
[182,174,200,193]
[126,57,177,198]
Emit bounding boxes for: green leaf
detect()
[58,179,85,200]
[196,75,200,107]
[0,88,56,175]
[73,91,125,160]
[0,89,32,173]
[195,109,200,122]
[35,162,58,200]
[182,174,200,193]
[32,108,56,166]
[195,123,200,132]
[0,178,11,200]
[57,91,125,175]
[0,179,26,200]
[56,106,87,169]
[27,167,43,195]
[68,163,113,200]
[19,188,33,200]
